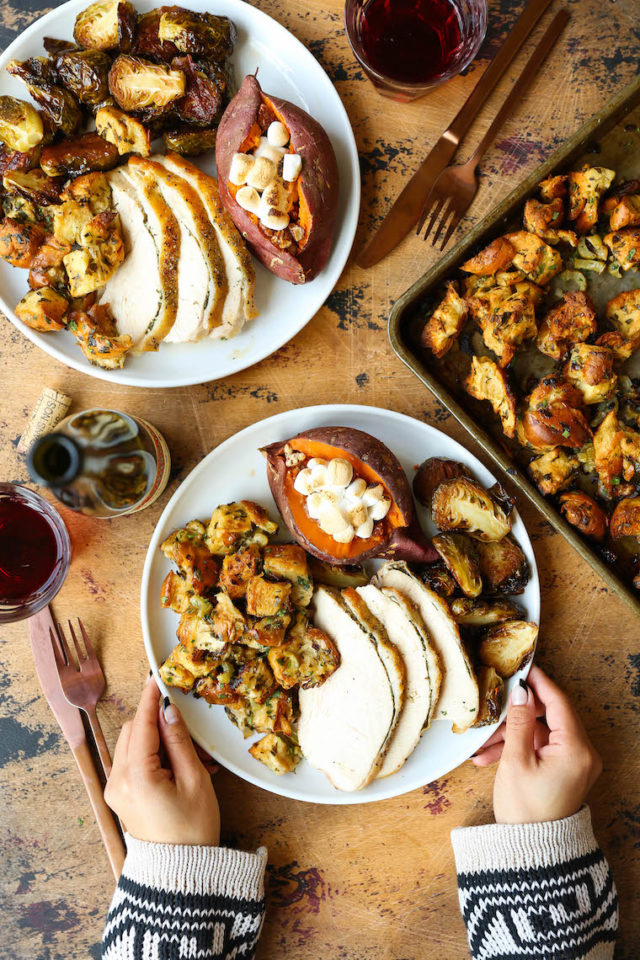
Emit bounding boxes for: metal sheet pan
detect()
[388,75,640,618]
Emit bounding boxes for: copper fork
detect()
[51,619,113,777]
[417,9,569,250]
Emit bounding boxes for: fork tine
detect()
[49,627,66,669]
[415,188,439,235]
[77,618,96,660]
[67,619,85,663]
[421,196,447,243]
[439,210,462,251]
[54,620,74,667]
[431,200,455,247]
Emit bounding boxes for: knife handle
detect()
[71,738,126,880]
[448,0,555,144]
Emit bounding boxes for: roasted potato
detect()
[74,0,137,51]
[460,237,516,276]
[413,457,472,510]
[564,344,617,405]
[558,491,608,541]
[610,497,640,539]
[0,217,45,268]
[205,501,278,556]
[604,228,640,270]
[432,532,482,597]
[421,282,468,358]
[0,96,43,152]
[263,543,313,606]
[478,620,538,678]
[40,132,120,178]
[431,477,511,542]
[15,286,68,331]
[96,104,151,156]
[536,291,598,360]
[109,55,186,114]
[475,536,530,594]
[567,165,615,233]
[528,446,579,495]
[472,666,504,727]
[464,355,516,438]
[451,597,523,626]
[248,733,302,774]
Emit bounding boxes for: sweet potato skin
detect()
[216,74,339,284]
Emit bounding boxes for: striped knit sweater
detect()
[101,807,616,959]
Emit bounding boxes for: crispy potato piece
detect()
[205,501,278,555]
[604,228,640,270]
[431,477,510,541]
[263,543,313,606]
[539,174,567,201]
[595,331,636,362]
[219,544,262,599]
[0,217,45,267]
[432,532,482,598]
[504,231,563,284]
[478,620,538,678]
[15,286,68,331]
[609,194,640,231]
[475,536,530,594]
[461,237,515,275]
[523,197,565,242]
[246,575,292,617]
[536,291,598,360]
[413,457,472,508]
[564,344,617,405]
[610,497,640,539]
[161,520,220,595]
[249,733,302,774]
[421,282,468,358]
[267,610,340,690]
[451,597,523,626]
[558,491,608,541]
[96,104,151,156]
[606,289,640,342]
[226,689,295,739]
[472,666,504,727]
[528,447,579,495]
[464,355,516,438]
[568,165,615,233]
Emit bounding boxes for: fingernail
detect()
[146,671,154,684]
[163,697,180,724]
[511,681,528,706]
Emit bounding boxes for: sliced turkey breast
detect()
[100,167,179,352]
[156,153,257,340]
[129,155,227,342]
[299,586,397,791]
[357,584,438,778]
[374,562,479,733]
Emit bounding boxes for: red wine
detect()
[355,0,463,84]
[0,497,60,603]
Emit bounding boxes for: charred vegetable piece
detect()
[133,7,180,60]
[564,344,617,405]
[206,502,278,556]
[536,291,598,361]
[421,282,468,358]
[432,532,482,598]
[162,124,217,156]
[461,237,516,276]
[478,621,538,678]
[528,447,579,496]
[451,597,522,626]
[307,557,368,589]
[158,9,236,60]
[7,60,83,136]
[43,37,78,56]
[0,217,45,267]
[96,104,151,156]
[56,50,111,105]
[431,477,511,542]
[3,168,63,205]
[0,96,43,152]
[472,667,504,727]
[417,562,457,597]
[74,0,137,50]
[109,55,186,113]
[15,287,68,331]
[172,54,223,126]
[248,732,302,774]
[475,536,530,595]
[610,497,640,540]
[464,355,516,439]
[558,491,608,541]
[413,457,472,510]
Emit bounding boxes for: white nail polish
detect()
[511,682,528,706]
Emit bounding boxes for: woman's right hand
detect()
[473,665,602,824]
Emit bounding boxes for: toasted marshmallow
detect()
[294,468,313,495]
[307,493,323,519]
[308,458,328,469]
[229,152,254,186]
[347,503,368,527]
[246,156,276,191]
[308,463,327,489]
[363,484,384,506]
[261,179,288,213]
[333,524,355,544]
[255,137,285,164]
[355,517,374,539]
[346,478,367,501]
[267,121,289,147]
[260,207,289,231]
[282,153,302,182]
[327,457,353,488]
[370,497,391,521]
[235,185,261,214]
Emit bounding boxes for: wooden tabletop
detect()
[2,0,639,957]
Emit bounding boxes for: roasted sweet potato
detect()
[216,74,339,284]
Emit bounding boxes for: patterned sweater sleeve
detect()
[451,806,618,960]
[101,835,267,960]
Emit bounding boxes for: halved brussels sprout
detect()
[0,96,43,152]
[475,536,530,595]
[158,9,237,61]
[478,620,538,678]
[172,54,223,125]
[307,557,368,589]
[432,532,482,598]
[56,50,111,105]
[73,0,137,50]
[432,477,511,542]
[43,37,78,56]
[162,124,217,156]
[413,457,472,509]
[109,54,186,113]
[451,597,523,626]
[417,562,457,597]
[3,168,63,205]
[472,666,504,727]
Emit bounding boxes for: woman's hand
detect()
[105,676,221,846]
[472,665,602,824]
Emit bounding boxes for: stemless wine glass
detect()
[345,0,487,102]
[0,483,70,624]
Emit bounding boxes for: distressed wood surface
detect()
[1,0,639,957]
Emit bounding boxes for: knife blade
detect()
[30,606,126,879]
[356,0,555,268]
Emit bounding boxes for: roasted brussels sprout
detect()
[413,457,472,509]
[73,0,137,50]
[417,562,457,597]
[109,54,186,113]
[6,58,83,136]
[0,97,43,153]
[158,9,236,61]
[432,532,482,598]
[558,490,608,541]
[478,620,538,678]
[55,50,111,105]
[43,37,78,56]
[96,104,151,156]
[133,7,180,61]
[307,557,368,589]
[172,54,223,125]
[432,477,511,542]
[610,497,640,540]
[451,597,523,626]
[475,536,530,594]
[162,124,217,156]
[472,667,504,727]
[40,132,119,177]
[15,286,68,331]
[0,142,43,177]
[0,217,45,268]
[3,168,63,205]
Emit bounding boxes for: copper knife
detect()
[357,0,555,268]
[30,605,125,879]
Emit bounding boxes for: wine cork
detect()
[18,388,72,454]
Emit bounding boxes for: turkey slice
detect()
[299,586,397,791]
[374,562,479,733]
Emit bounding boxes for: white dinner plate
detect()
[0,0,360,387]
[141,404,540,804]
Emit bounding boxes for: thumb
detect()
[159,697,203,783]
[502,679,537,765]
